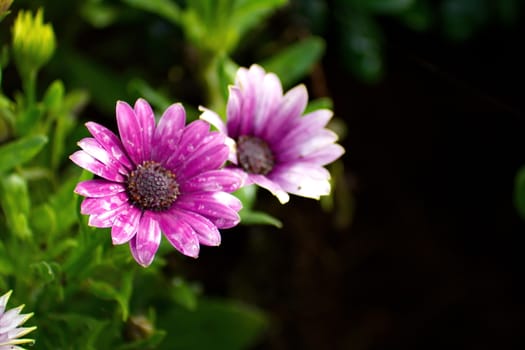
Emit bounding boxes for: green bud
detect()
[12,8,56,75]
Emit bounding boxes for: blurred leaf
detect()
[230,0,287,39]
[53,49,130,113]
[123,0,181,24]
[128,78,172,111]
[234,184,257,210]
[171,277,198,310]
[514,166,525,220]
[441,0,489,41]
[81,1,119,28]
[30,203,57,237]
[240,209,282,228]
[31,260,62,284]
[0,134,47,173]
[352,0,415,13]
[43,80,65,113]
[261,36,325,88]
[0,174,32,239]
[304,97,333,114]
[115,330,166,350]
[159,298,267,350]
[340,14,383,83]
[85,270,134,321]
[0,241,13,274]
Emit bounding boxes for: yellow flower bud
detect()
[12,8,56,75]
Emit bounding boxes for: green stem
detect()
[202,54,224,113]
[23,68,37,107]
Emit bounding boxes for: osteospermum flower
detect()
[70,99,242,267]
[0,290,36,350]
[200,64,345,204]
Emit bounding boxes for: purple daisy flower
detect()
[200,64,345,204]
[70,99,242,267]
[0,290,36,350]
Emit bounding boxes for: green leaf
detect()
[171,277,198,310]
[0,134,48,173]
[123,0,181,25]
[231,0,288,39]
[43,80,65,113]
[304,97,333,114]
[159,298,268,350]
[127,78,172,111]
[85,270,134,321]
[340,14,383,83]
[240,209,282,228]
[0,174,32,239]
[261,36,325,88]
[514,166,525,220]
[441,0,489,41]
[352,0,415,13]
[31,260,62,284]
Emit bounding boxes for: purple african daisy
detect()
[200,64,345,204]
[0,290,36,350]
[70,98,242,267]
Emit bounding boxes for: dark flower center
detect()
[126,161,179,211]
[237,135,274,175]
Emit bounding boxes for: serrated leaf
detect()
[0,134,48,173]
[31,260,62,284]
[261,36,325,88]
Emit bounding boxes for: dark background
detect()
[177,4,525,350]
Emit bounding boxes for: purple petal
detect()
[157,212,200,258]
[165,120,210,171]
[85,122,133,171]
[80,192,129,215]
[173,209,221,246]
[133,98,155,160]
[116,100,144,165]
[70,151,124,182]
[276,130,339,162]
[152,103,186,163]
[78,138,128,175]
[181,169,243,193]
[225,86,243,138]
[251,72,283,136]
[199,106,227,134]
[74,179,126,198]
[87,201,128,228]
[302,143,345,166]
[270,163,331,199]
[249,174,290,204]
[129,211,161,267]
[263,84,308,143]
[175,192,241,228]
[273,109,333,151]
[111,204,141,244]
[177,140,229,180]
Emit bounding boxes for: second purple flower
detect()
[70,99,242,267]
